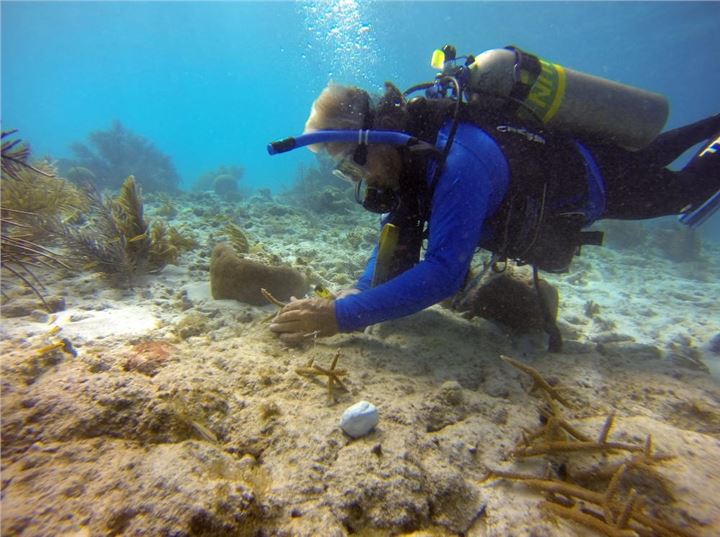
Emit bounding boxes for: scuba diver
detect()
[267,46,720,351]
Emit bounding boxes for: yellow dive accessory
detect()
[313,285,336,300]
[371,223,400,287]
[431,49,446,70]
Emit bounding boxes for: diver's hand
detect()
[269,297,339,345]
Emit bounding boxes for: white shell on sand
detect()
[340,400,379,438]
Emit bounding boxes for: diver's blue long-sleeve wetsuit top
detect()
[334,121,605,332]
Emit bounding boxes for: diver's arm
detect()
[335,136,503,331]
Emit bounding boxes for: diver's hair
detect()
[368,83,407,185]
[304,82,409,156]
[304,83,370,155]
[374,82,408,132]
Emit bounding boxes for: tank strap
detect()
[503,46,542,117]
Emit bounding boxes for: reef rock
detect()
[210,243,308,305]
[454,269,559,332]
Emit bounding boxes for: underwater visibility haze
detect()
[2,2,720,537]
[3,3,719,192]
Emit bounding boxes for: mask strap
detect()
[353,93,374,165]
[354,180,364,204]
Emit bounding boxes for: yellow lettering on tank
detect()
[528,73,553,110]
[522,59,566,123]
[543,64,566,122]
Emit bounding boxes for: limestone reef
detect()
[1,133,719,535]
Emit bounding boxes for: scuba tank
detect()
[430,45,669,150]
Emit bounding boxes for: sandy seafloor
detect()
[2,190,720,537]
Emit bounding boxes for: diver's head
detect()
[304,82,407,211]
[304,83,371,157]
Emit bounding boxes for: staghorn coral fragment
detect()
[484,466,698,537]
[542,501,637,537]
[483,469,607,504]
[514,438,647,457]
[598,411,616,444]
[295,350,348,404]
[186,419,218,443]
[261,287,286,308]
[513,408,669,461]
[501,354,572,408]
[514,414,656,458]
[568,437,675,499]
[36,337,77,358]
[539,406,592,442]
[615,488,639,529]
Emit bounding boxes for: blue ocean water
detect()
[2,1,719,233]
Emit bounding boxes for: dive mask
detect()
[361,184,399,214]
[332,152,366,184]
[332,152,399,214]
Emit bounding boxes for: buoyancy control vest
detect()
[380,97,605,280]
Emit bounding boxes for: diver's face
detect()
[331,146,400,190]
[332,151,366,185]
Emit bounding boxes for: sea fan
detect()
[1,131,69,308]
[52,176,174,285]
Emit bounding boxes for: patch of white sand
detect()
[55,305,160,340]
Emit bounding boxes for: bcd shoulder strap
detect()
[378,98,604,283]
[467,108,603,272]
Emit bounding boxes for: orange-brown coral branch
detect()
[501,354,572,408]
[295,350,348,404]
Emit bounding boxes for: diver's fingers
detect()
[278,332,309,346]
[269,318,306,333]
[272,307,311,324]
[279,298,311,312]
[274,300,327,324]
